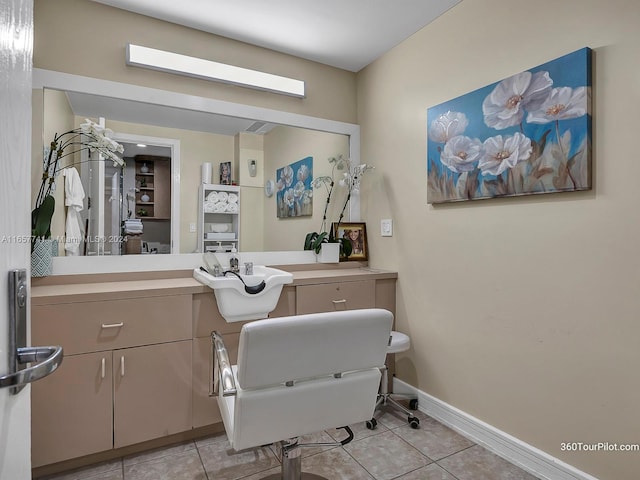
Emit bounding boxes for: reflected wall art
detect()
[427,47,592,204]
[276,156,313,218]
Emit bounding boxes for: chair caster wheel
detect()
[366,418,377,430]
[409,399,419,410]
[408,416,420,429]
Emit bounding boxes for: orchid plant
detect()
[304,154,374,259]
[32,119,125,242]
[304,154,346,253]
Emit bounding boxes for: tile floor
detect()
[39,405,540,480]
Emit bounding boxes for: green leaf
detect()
[304,232,318,250]
[32,195,55,239]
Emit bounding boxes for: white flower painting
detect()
[427,48,592,203]
[277,156,314,217]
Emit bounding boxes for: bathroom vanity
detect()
[30,264,397,476]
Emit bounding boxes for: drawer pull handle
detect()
[120,356,125,377]
[101,322,124,329]
[332,299,347,311]
[101,358,105,379]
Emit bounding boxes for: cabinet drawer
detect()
[32,295,192,355]
[296,280,376,315]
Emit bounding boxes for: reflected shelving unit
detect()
[198,184,240,253]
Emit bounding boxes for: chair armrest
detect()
[211,331,237,397]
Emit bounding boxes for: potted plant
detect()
[31,118,124,276]
[303,155,346,262]
[304,155,374,262]
[332,162,374,260]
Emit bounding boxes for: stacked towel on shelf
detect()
[124,219,143,235]
[203,190,238,213]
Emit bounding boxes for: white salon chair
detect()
[366,330,420,430]
[211,308,393,480]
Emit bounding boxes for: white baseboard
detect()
[393,378,600,480]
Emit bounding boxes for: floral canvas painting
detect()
[276,156,313,217]
[427,47,592,204]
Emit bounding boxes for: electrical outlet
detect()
[381,219,393,237]
[189,223,196,233]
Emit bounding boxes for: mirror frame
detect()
[33,68,361,274]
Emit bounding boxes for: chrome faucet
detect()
[244,262,254,275]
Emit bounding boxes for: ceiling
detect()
[91,0,462,72]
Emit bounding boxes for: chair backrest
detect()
[236,308,393,389]
[221,308,394,450]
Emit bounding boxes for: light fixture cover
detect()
[126,44,305,98]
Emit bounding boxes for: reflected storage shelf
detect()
[198,184,240,253]
[135,156,171,220]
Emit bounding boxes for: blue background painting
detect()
[427,47,592,203]
[276,156,313,218]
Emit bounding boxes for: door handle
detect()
[0,346,63,390]
[0,269,64,394]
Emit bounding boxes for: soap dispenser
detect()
[229,246,239,273]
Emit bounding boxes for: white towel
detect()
[226,202,238,213]
[217,191,229,203]
[63,168,85,256]
[206,191,219,203]
[228,193,238,203]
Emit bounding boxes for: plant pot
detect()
[317,242,339,263]
[31,238,57,277]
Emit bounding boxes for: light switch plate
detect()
[189,223,196,233]
[381,219,393,237]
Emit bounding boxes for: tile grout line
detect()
[194,443,211,480]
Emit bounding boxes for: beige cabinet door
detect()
[113,340,192,448]
[31,351,113,467]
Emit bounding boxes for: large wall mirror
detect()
[33,69,360,265]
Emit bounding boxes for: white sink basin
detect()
[193,265,293,322]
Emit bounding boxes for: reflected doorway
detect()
[81,132,180,255]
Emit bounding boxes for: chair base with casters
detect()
[211,308,394,480]
[366,330,420,430]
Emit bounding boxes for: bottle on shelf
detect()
[229,247,239,273]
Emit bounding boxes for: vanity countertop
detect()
[31,266,397,305]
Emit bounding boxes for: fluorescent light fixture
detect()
[136,144,147,148]
[126,44,305,98]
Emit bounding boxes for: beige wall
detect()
[357,0,640,479]
[33,0,357,124]
[37,89,75,255]
[263,126,350,251]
